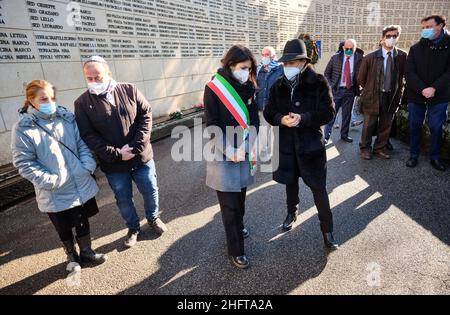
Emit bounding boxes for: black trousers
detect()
[325,87,354,138]
[48,214,90,242]
[360,92,395,152]
[216,188,247,257]
[286,182,333,233]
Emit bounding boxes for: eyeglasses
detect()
[385,35,398,39]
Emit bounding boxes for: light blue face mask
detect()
[421,28,435,40]
[39,101,57,115]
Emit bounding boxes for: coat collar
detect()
[376,47,398,58]
[419,31,450,49]
[18,106,74,127]
[277,65,317,88]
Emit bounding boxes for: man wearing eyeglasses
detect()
[357,25,407,160]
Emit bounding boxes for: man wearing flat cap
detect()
[263,39,339,249]
[74,56,168,248]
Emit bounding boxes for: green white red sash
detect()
[207,73,257,174]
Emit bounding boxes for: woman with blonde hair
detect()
[11,80,107,272]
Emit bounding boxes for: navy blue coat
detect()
[256,63,284,111]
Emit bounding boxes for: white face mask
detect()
[233,69,250,84]
[284,67,300,81]
[385,37,398,48]
[284,61,308,81]
[261,57,271,66]
[88,81,109,95]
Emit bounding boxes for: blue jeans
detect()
[408,102,449,160]
[105,160,159,231]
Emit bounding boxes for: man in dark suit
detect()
[324,39,363,143]
[357,25,407,160]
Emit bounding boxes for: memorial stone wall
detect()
[0,0,449,165]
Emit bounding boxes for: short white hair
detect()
[345,39,357,49]
[262,46,276,57]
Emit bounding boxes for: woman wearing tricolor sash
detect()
[203,45,260,269]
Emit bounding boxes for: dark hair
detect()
[421,15,447,27]
[298,33,311,41]
[221,45,257,86]
[382,25,402,37]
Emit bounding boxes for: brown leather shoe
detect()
[360,150,372,160]
[374,150,391,159]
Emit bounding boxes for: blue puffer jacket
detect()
[11,106,98,213]
[256,62,284,111]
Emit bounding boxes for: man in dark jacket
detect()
[406,15,450,171]
[75,56,168,248]
[324,39,363,143]
[264,39,338,249]
[357,25,407,160]
[256,46,283,160]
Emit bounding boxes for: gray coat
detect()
[11,106,98,213]
[205,134,255,192]
[203,70,259,193]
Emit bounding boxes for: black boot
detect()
[76,235,108,265]
[62,239,80,265]
[282,210,298,231]
[230,255,250,269]
[323,232,339,249]
[431,159,446,171]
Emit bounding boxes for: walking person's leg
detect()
[239,187,249,238]
[340,89,355,141]
[373,93,394,158]
[132,160,167,234]
[300,151,338,249]
[325,89,343,141]
[359,114,378,159]
[283,181,300,231]
[407,102,427,167]
[75,216,107,265]
[386,114,397,151]
[48,213,80,269]
[105,171,141,247]
[312,188,333,234]
[217,190,248,268]
[426,102,448,170]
